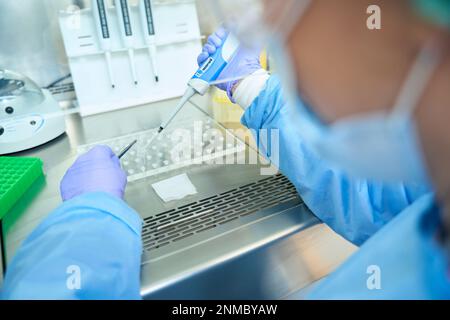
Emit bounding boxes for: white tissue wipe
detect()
[151,173,198,202]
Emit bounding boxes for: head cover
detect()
[412,0,450,28]
[205,0,311,48]
[207,0,449,47]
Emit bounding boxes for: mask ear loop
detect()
[390,41,443,120]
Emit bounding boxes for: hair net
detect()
[412,0,450,28]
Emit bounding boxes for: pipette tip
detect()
[157,126,163,133]
[155,76,159,82]
[134,81,138,85]
[112,84,116,89]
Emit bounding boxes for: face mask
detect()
[271,40,441,185]
[295,98,430,184]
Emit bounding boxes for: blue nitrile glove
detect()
[197,27,262,102]
[60,145,127,201]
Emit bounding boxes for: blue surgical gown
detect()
[242,75,449,299]
[241,75,428,245]
[308,194,450,299]
[1,192,142,299]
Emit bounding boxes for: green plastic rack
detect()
[0,157,43,220]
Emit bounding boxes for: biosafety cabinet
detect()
[0,0,356,298]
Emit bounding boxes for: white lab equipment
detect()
[58,1,202,116]
[139,0,159,82]
[92,0,116,88]
[0,69,66,154]
[115,0,138,85]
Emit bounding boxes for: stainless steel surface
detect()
[4,96,357,299]
[141,174,300,252]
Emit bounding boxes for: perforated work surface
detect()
[142,174,300,252]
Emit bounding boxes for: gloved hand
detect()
[197,27,262,101]
[60,145,127,201]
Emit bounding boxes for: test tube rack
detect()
[77,117,246,182]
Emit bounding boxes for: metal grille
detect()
[142,174,300,252]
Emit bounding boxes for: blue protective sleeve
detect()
[241,76,429,245]
[1,192,142,300]
[307,194,450,299]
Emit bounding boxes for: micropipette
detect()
[92,0,116,88]
[116,0,139,85]
[139,0,159,82]
[146,32,240,147]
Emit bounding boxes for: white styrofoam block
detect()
[59,1,202,116]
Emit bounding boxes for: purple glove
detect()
[60,145,127,201]
[197,27,262,102]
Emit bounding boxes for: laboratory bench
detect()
[0,96,357,299]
